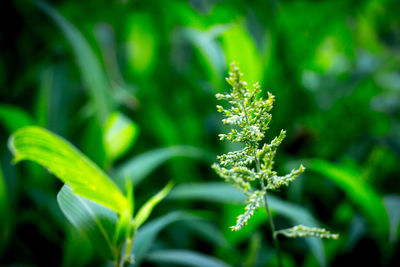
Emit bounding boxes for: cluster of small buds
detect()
[230,190,265,231]
[213,62,306,231]
[275,225,339,240]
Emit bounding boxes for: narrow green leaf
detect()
[57,185,118,260]
[132,211,200,266]
[103,111,139,163]
[132,182,173,231]
[146,249,231,267]
[35,0,113,123]
[115,145,213,186]
[0,104,35,132]
[167,182,246,204]
[308,159,389,238]
[8,126,128,214]
[182,25,229,88]
[383,194,400,242]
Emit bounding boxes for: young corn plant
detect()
[8,126,172,267]
[212,63,338,266]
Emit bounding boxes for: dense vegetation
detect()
[1,0,399,266]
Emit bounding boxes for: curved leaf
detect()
[308,159,389,238]
[167,182,245,204]
[115,145,213,186]
[133,182,173,231]
[35,0,113,122]
[57,185,118,260]
[146,249,231,267]
[8,126,128,214]
[132,211,199,266]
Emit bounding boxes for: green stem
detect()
[263,191,282,267]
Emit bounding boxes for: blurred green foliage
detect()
[1,0,400,266]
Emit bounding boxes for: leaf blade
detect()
[8,126,128,214]
[133,182,173,231]
[57,185,118,260]
[146,249,231,267]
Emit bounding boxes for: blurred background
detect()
[0,0,399,266]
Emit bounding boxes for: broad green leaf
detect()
[132,211,200,266]
[35,0,113,123]
[308,159,389,238]
[219,24,263,86]
[57,185,118,260]
[103,111,139,163]
[167,182,326,266]
[383,194,400,242]
[115,145,213,186]
[8,126,128,214]
[132,182,173,231]
[0,104,35,132]
[146,249,231,267]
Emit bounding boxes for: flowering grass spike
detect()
[213,63,338,266]
[212,63,305,231]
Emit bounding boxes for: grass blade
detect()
[8,126,128,214]
[132,182,173,231]
[308,159,389,238]
[146,249,231,267]
[57,185,118,260]
[35,0,113,123]
[132,211,199,266]
[115,145,213,186]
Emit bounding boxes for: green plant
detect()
[8,126,172,267]
[212,63,338,266]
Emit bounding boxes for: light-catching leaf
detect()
[132,182,173,231]
[308,159,389,238]
[35,0,113,123]
[146,249,231,267]
[115,145,213,186]
[57,185,118,260]
[8,126,128,214]
[103,111,139,163]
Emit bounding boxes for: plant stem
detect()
[255,152,282,267]
[263,191,282,267]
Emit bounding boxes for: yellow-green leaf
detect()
[8,126,128,214]
[133,182,173,231]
